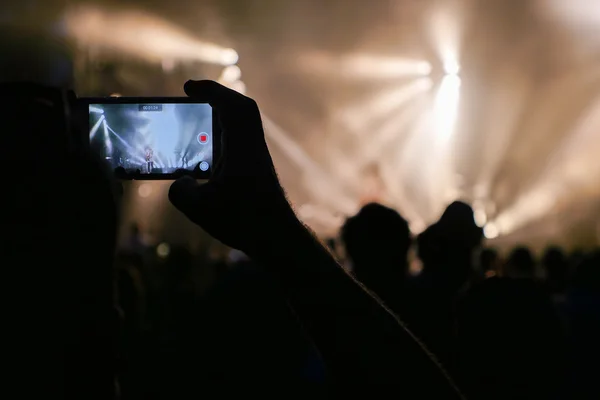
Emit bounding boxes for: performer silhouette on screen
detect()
[182,154,189,168]
[145,147,154,173]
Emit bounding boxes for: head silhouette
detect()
[542,246,568,292]
[479,248,500,276]
[341,203,412,289]
[571,249,600,292]
[506,246,536,279]
[417,201,483,284]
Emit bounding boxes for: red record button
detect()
[197,132,209,144]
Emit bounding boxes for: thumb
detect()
[168,176,219,226]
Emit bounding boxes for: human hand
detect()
[169,80,299,258]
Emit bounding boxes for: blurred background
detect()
[4,0,600,253]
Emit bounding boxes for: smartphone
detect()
[82,97,220,180]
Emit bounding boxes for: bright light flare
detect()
[219,65,242,83]
[443,58,460,75]
[428,3,463,81]
[484,223,499,240]
[434,73,461,142]
[473,208,488,227]
[63,5,238,66]
[221,49,240,66]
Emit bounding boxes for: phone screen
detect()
[88,100,214,179]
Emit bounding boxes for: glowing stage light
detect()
[89,106,104,114]
[473,208,488,227]
[221,48,239,66]
[443,59,460,76]
[219,65,242,83]
[483,223,499,239]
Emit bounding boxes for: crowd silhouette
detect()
[109,200,598,399]
[2,27,600,400]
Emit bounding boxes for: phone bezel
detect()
[80,97,220,180]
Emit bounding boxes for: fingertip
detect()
[184,80,220,97]
[183,80,201,96]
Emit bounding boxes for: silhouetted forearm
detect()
[256,221,462,396]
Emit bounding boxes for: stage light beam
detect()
[89,114,105,140]
[102,119,112,155]
[341,77,433,132]
[63,5,239,66]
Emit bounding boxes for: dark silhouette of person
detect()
[341,203,412,315]
[404,201,483,367]
[1,28,120,399]
[478,247,500,279]
[505,246,537,280]
[564,250,600,400]
[168,80,463,396]
[456,272,568,400]
[542,246,569,298]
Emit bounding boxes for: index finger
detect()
[184,80,246,110]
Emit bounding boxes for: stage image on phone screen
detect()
[89,103,212,175]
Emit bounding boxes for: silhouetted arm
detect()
[169,80,463,396]
[255,218,463,396]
